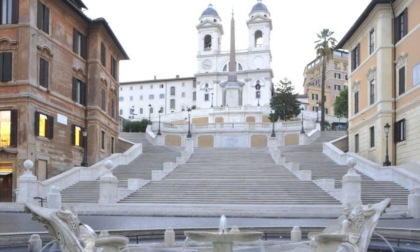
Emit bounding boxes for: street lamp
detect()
[187,107,192,138]
[383,123,391,166]
[148,104,152,124]
[255,82,261,106]
[270,109,276,137]
[300,107,305,134]
[81,127,88,167]
[157,108,162,135]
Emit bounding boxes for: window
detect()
[160,84,164,88]
[193,81,196,88]
[1,0,18,24]
[334,73,341,79]
[111,56,117,79]
[130,86,133,90]
[351,44,360,71]
[72,78,86,106]
[35,111,53,139]
[100,43,106,66]
[71,125,83,147]
[369,29,375,54]
[37,1,49,34]
[39,58,49,88]
[101,131,105,149]
[370,126,375,148]
[369,79,375,105]
[149,94,154,100]
[170,99,175,109]
[119,96,124,101]
[311,93,319,100]
[204,34,212,50]
[193,92,196,101]
[111,98,115,119]
[140,86,143,90]
[355,134,359,153]
[101,89,106,111]
[111,137,114,154]
[254,30,263,47]
[140,95,143,100]
[159,94,164,99]
[150,84,153,89]
[395,119,406,142]
[119,109,123,115]
[0,110,17,147]
[398,67,405,95]
[0,52,12,82]
[345,75,348,80]
[334,85,341,91]
[160,107,164,113]
[139,108,143,114]
[182,92,185,98]
[394,8,408,43]
[354,91,359,114]
[73,29,87,59]
[256,91,260,99]
[170,86,175,96]
[129,96,133,101]
[204,93,209,101]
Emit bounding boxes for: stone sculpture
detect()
[25,203,128,252]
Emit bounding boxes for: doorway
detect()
[0,162,13,202]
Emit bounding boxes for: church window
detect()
[254,30,263,47]
[204,35,212,50]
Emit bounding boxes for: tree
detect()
[315,29,337,131]
[270,78,301,121]
[334,87,348,119]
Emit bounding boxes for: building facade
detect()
[0,0,128,201]
[119,76,196,121]
[302,51,349,118]
[336,0,420,165]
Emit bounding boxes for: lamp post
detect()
[211,93,214,108]
[300,107,305,134]
[187,107,192,138]
[383,123,391,166]
[157,108,162,135]
[270,109,276,137]
[81,127,88,167]
[255,82,261,107]
[148,104,152,124]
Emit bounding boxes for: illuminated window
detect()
[72,125,83,147]
[0,110,16,147]
[35,112,53,139]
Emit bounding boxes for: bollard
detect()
[28,234,42,252]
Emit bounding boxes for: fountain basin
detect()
[184,231,263,243]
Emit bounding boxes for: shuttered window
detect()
[0,52,12,82]
[35,111,54,139]
[0,0,19,24]
[73,29,87,59]
[394,8,408,43]
[39,58,49,88]
[37,1,49,34]
[72,78,86,106]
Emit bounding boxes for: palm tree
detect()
[315,29,337,131]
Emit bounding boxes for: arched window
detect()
[170,86,175,95]
[170,99,176,109]
[204,35,212,50]
[140,108,143,114]
[255,30,263,47]
[222,62,243,72]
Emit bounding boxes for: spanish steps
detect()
[60,132,410,206]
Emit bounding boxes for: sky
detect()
[83,0,371,94]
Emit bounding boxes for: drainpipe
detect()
[390,0,397,165]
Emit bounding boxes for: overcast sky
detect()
[83,0,371,94]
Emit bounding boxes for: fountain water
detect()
[219,215,227,234]
[373,232,395,252]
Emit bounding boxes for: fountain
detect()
[24,199,392,252]
[184,215,263,252]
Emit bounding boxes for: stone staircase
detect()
[119,148,341,205]
[280,132,410,205]
[60,133,181,203]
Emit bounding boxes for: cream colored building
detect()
[302,51,348,118]
[336,0,420,165]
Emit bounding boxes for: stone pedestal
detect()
[408,187,420,218]
[16,160,39,204]
[341,159,362,206]
[28,234,42,252]
[290,226,301,242]
[47,186,61,209]
[164,228,176,247]
[185,138,194,153]
[99,161,118,204]
[299,133,308,145]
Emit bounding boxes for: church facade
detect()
[119,0,274,119]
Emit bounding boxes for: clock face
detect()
[202,60,212,70]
